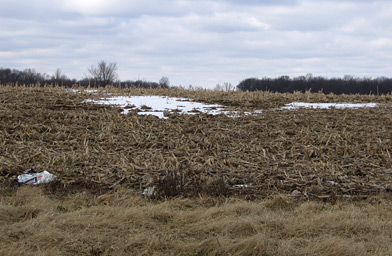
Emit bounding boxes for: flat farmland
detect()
[1,85,392,255]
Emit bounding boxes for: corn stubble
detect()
[1,85,392,255]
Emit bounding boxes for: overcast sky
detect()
[1,0,391,88]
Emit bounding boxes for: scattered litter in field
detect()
[85,96,261,119]
[142,186,156,196]
[17,169,57,185]
[281,102,378,110]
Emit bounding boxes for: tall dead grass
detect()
[1,186,392,255]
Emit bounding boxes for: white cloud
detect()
[1,0,392,88]
[60,0,198,16]
[61,0,110,15]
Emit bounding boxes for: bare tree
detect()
[215,82,235,91]
[52,68,67,85]
[214,83,224,91]
[88,61,118,86]
[159,76,170,88]
[223,82,235,91]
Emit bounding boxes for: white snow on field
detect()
[84,96,257,119]
[84,95,378,119]
[281,102,378,110]
[68,89,115,96]
[67,89,99,93]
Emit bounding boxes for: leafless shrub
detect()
[152,170,231,198]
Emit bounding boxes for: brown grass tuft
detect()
[265,194,294,210]
[1,186,392,255]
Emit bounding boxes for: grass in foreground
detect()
[1,186,392,256]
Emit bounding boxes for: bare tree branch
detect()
[88,61,118,86]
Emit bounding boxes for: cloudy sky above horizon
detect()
[1,0,392,88]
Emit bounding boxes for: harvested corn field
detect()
[1,85,392,200]
[2,85,392,256]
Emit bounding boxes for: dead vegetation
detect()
[1,85,392,255]
[1,186,392,256]
[1,85,392,200]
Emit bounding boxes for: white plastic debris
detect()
[17,169,57,185]
[142,186,156,196]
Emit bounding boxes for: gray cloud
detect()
[218,0,300,6]
[1,0,391,88]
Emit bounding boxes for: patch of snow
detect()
[67,89,110,94]
[138,111,168,119]
[83,95,377,119]
[233,184,251,188]
[85,89,99,93]
[84,96,262,119]
[281,102,378,110]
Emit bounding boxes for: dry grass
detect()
[1,186,392,255]
[1,85,392,255]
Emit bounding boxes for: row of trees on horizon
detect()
[1,61,392,95]
[0,61,169,89]
[237,75,392,95]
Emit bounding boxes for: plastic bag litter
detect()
[142,186,156,196]
[17,169,57,185]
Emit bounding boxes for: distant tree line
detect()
[0,68,63,85]
[237,75,392,95]
[4,64,391,94]
[0,60,169,89]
